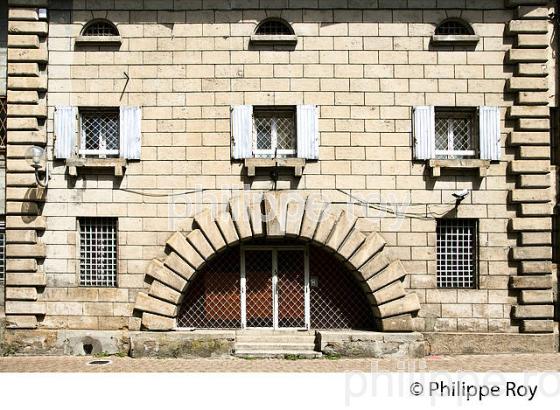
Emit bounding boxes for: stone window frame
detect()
[431,18,479,46]
[250,17,298,46]
[75,18,122,46]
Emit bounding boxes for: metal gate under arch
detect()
[176,244,375,330]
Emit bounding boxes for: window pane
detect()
[436,219,477,289]
[435,111,476,159]
[254,115,272,150]
[253,110,295,157]
[276,114,296,150]
[79,217,117,287]
[81,111,120,155]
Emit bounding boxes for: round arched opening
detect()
[177,240,376,330]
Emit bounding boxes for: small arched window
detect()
[81,19,119,37]
[255,18,294,36]
[435,19,474,36]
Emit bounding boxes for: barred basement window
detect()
[0,219,5,283]
[435,19,474,36]
[437,219,477,289]
[255,18,294,35]
[0,97,6,151]
[253,108,296,158]
[79,217,117,287]
[80,109,120,157]
[435,109,477,159]
[82,19,119,37]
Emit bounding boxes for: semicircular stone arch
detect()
[133,192,421,332]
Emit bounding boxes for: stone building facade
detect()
[0,0,558,357]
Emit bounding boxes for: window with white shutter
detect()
[479,106,501,161]
[413,106,435,160]
[54,106,78,159]
[232,105,319,161]
[55,106,142,161]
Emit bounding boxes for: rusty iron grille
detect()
[0,219,4,282]
[437,219,477,289]
[310,246,375,330]
[435,111,477,159]
[177,244,376,330]
[79,217,117,287]
[177,248,241,329]
[80,110,120,157]
[245,250,273,327]
[435,20,473,36]
[255,19,293,35]
[277,250,305,328]
[83,20,119,36]
[0,97,6,151]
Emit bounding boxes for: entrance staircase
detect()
[234,330,322,359]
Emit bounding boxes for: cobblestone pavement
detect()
[1,353,560,372]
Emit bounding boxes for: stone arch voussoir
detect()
[133,192,421,332]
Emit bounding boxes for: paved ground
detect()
[1,353,560,372]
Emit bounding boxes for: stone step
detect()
[234,350,322,359]
[236,335,316,343]
[235,342,317,351]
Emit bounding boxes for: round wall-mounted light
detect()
[25,145,49,187]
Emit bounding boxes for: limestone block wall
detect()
[3,0,554,334]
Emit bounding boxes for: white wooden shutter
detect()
[479,106,501,161]
[231,105,253,159]
[413,106,435,160]
[54,106,77,159]
[297,105,319,160]
[120,106,142,160]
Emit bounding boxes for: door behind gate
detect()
[241,247,309,329]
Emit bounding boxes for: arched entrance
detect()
[133,192,421,332]
[177,242,376,330]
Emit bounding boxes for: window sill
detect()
[244,157,305,177]
[431,35,480,45]
[75,35,122,46]
[428,159,490,177]
[65,157,126,177]
[249,34,298,45]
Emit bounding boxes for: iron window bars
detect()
[435,109,477,159]
[435,19,474,36]
[253,109,296,158]
[436,219,477,289]
[79,217,118,287]
[255,19,294,35]
[82,19,119,36]
[0,97,6,151]
[0,219,5,282]
[80,110,120,157]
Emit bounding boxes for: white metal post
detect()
[240,248,247,329]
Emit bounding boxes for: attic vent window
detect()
[250,18,297,46]
[435,20,473,36]
[255,19,294,35]
[83,20,119,36]
[76,19,122,45]
[432,19,478,45]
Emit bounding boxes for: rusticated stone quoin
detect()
[4,2,49,328]
[505,0,554,333]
